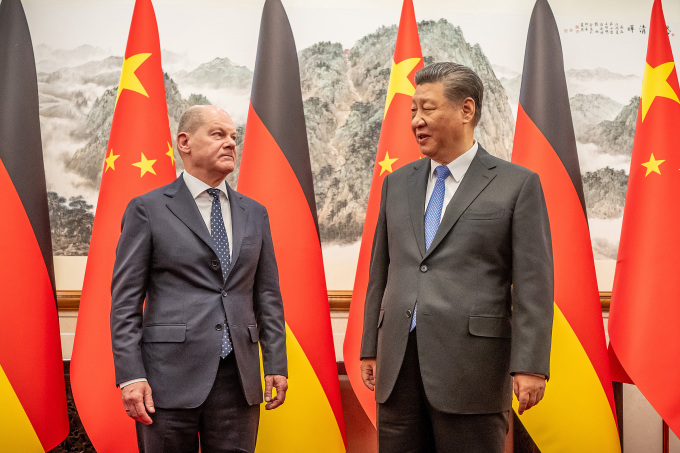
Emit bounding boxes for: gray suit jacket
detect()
[360,146,554,414]
[111,176,287,409]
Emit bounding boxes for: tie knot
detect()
[435,165,450,181]
[207,188,221,200]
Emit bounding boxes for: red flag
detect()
[237,1,346,450]
[69,1,176,450]
[511,1,620,450]
[0,0,68,450]
[608,0,680,437]
[342,0,424,427]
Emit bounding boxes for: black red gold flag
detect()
[0,0,69,450]
[237,0,346,450]
[511,0,620,450]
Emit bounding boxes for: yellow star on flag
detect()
[132,152,157,177]
[104,148,120,172]
[384,57,421,118]
[116,53,152,106]
[641,153,665,176]
[166,142,175,166]
[378,150,398,176]
[640,61,680,121]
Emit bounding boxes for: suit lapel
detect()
[424,147,497,258]
[408,159,430,258]
[164,177,220,258]
[225,184,248,275]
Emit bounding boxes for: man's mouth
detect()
[416,132,430,144]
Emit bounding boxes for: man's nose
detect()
[412,111,424,127]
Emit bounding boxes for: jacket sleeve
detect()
[253,208,287,377]
[509,172,554,379]
[360,176,390,359]
[110,197,152,386]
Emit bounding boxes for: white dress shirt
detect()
[182,171,233,257]
[424,141,478,220]
[120,171,233,389]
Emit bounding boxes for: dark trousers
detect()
[136,353,260,453]
[377,330,508,453]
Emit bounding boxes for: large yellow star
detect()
[104,148,120,172]
[378,150,398,175]
[640,61,680,121]
[641,153,665,176]
[166,142,175,166]
[132,153,157,177]
[384,57,421,118]
[115,53,152,106]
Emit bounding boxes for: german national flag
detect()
[0,0,69,450]
[236,1,346,450]
[510,0,620,450]
[342,0,423,427]
[69,1,176,451]
[609,0,680,437]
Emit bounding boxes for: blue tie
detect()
[207,188,233,358]
[411,165,451,331]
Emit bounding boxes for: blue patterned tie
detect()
[207,188,233,358]
[411,165,450,331]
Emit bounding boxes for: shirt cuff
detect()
[120,378,148,388]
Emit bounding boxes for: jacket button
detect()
[406,309,412,317]
[211,259,219,268]
[221,291,228,297]
[420,265,428,272]
[215,324,222,331]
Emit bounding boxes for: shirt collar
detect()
[182,171,229,200]
[429,140,478,183]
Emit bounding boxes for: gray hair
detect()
[178,106,206,135]
[414,62,484,126]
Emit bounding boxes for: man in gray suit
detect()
[360,63,554,452]
[111,105,287,453]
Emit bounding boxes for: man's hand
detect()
[264,375,288,410]
[513,373,546,415]
[361,359,376,391]
[121,381,155,424]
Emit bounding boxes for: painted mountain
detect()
[37,19,636,258]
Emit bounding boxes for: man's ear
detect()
[177,132,190,156]
[461,97,475,123]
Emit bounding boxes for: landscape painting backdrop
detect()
[26,0,680,288]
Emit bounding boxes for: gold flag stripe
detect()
[513,303,620,452]
[0,364,45,452]
[256,324,344,452]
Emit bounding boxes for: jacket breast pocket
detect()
[241,234,261,247]
[461,209,505,220]
[468,316,511,339]
[142,324,186,343]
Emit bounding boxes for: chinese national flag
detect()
[342,0,424,427]
[237,1,346,450]
[608,0,680,437]
[511,1,620,451]
[0,0,68,450]
[69,0,176,451]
